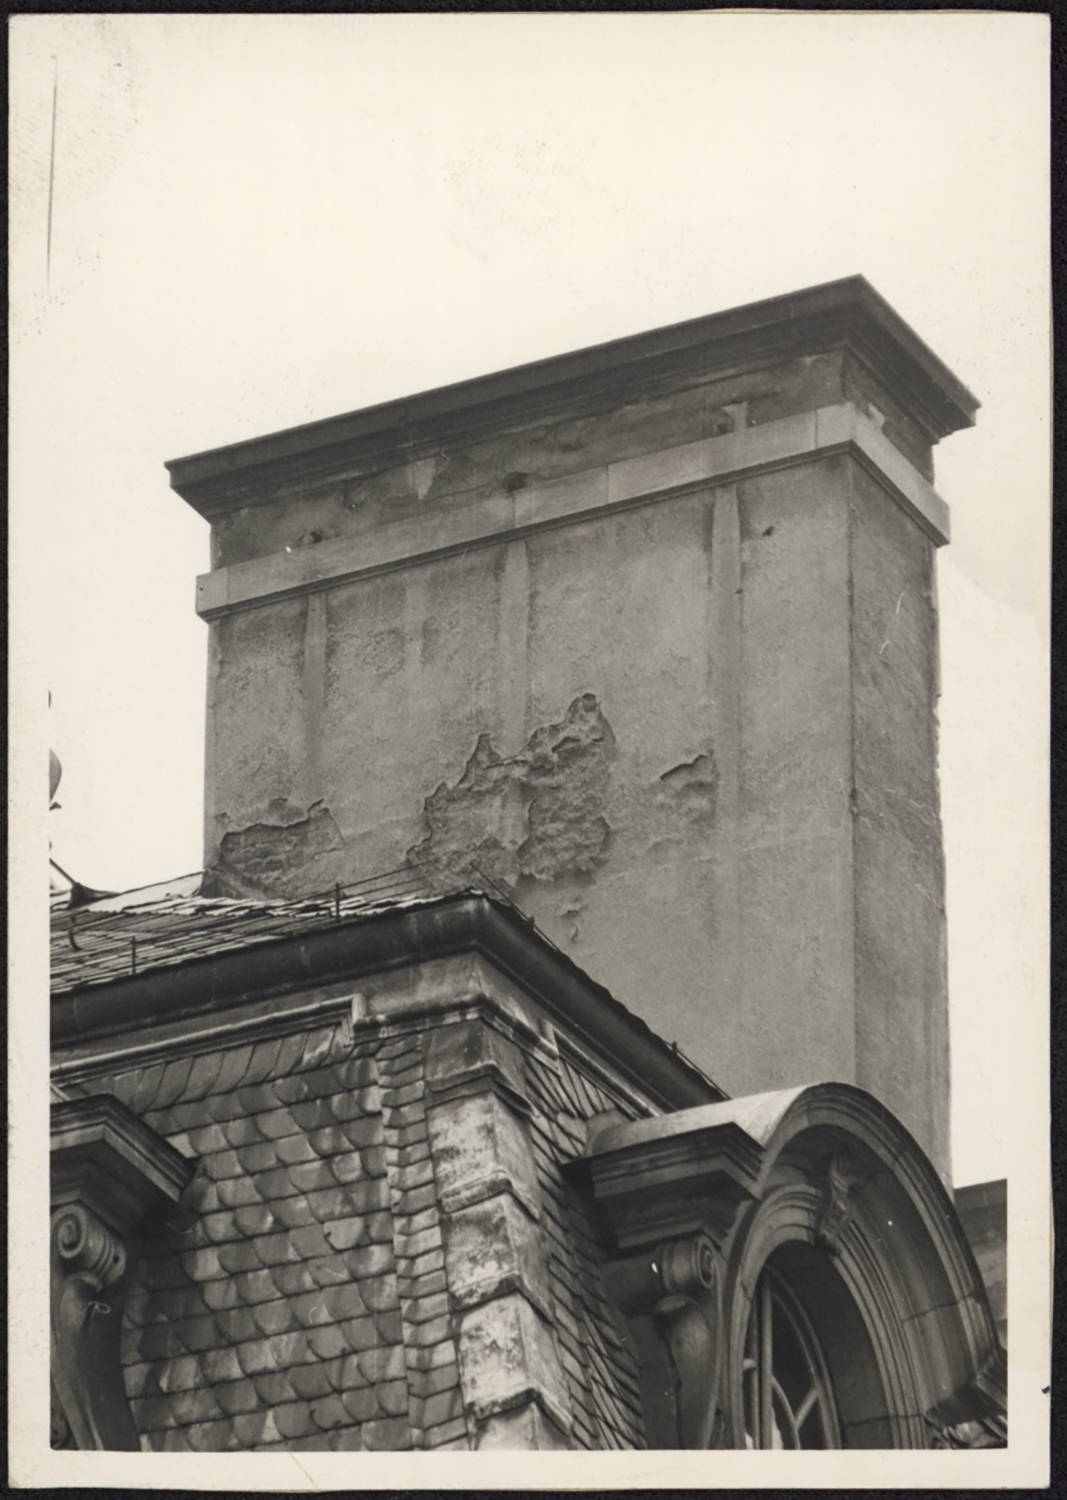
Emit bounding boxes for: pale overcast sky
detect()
[12,14,1048,1187]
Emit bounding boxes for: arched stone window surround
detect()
[717,1083,1004,1446]
[582,1081,1005,1449]
[724,1185,922,1447]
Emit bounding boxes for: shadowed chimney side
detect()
[168,277,977,1178]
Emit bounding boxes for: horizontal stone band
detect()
[196,403,950,621]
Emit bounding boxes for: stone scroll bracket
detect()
[814,1151,858,1255]
[570,1101,766,1448]
[601,1233,724,1449]
[51,1095,196,1451]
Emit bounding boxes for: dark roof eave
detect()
[166,276,979,518]
[51,893,722,1113]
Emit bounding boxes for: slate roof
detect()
[525,1050,646,1448]
[50,869,439,995]
[81,987,651,1450]
[51,872,724,1113]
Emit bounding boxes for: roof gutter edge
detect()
[51,894,720,1114]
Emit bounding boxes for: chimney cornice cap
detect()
[166,276,978,519]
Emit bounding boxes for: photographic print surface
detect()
[11,12,1048,1489]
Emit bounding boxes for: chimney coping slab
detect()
[166,277,977,519]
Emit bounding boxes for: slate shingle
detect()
[153,1057,194,1109]
[338,1316,378,1352]
[309,1393,348,1431]
[329,1425,365,1450]
[266,1262,318,1297]
[341,1386,380,1423]
[362,1416,413,1451]
[232,1268,281,1304]
[214,1176,262,1209]
[306,1324,350,1361]
[287,1361,337,1401]
[213,1377,260,1416]
[331,1086,382,1120]
[185,1418,236,1452]
[267,1195,316,1230]
[250,1299,296,1337]
[274,1133,319,1165]
[303,1253,352,1288]
[287,1430,332,1451]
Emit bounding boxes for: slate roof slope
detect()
[51,874,724,1112]
[524,1050,646,1448]
[86,987,651,1450]
[50,874,434,994]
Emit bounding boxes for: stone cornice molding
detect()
[52,1094,197,1233]
[579,1116,765,1250]
[193,402,951,622]
[167,277,976,519]
[51,1096,195,1450]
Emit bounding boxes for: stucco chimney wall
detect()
[169,278,976,1176]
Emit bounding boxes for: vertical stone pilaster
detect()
[497,537,530,751]
[709,480,743,1028]
[424,1018,573,1448]
[301,591,327,808]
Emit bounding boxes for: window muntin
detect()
[741,1264,840,1449]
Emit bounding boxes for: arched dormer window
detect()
[581,1082,1006,1450]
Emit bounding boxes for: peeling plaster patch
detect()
[408,695,616,891]
[408,735,529,891]
[517,695,615,880]
[291,527,333,548]
[410,457,437,501]
[656,752,718,829]
[212,801,344,895]
[557,905,584,944]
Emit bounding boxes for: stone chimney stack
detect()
[168,278,977,1175]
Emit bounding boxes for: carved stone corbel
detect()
[50,1095,195,1449]
[603,1232,723,1448]
[814,1153,857,1255]
[51,1204,133,1449]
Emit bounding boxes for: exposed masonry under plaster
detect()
[657,753,718,828]
[212,803,345,899]
[408,695,616,894]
